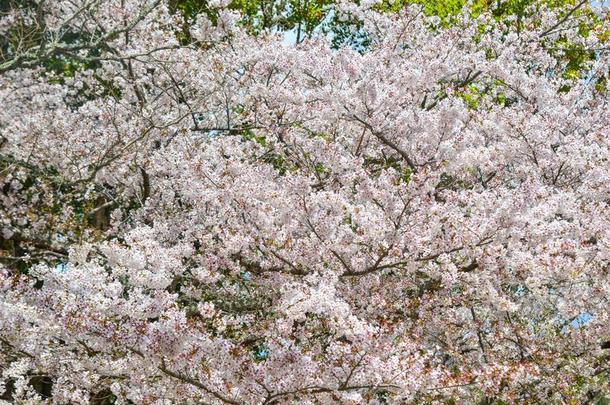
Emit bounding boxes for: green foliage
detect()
[241,128,267,146]
[327,15,372,51]
[364,156,412,184]
[170,0,218,22]
[251,343,270,362]
[171,0,334,41]
[44,55,84,81]
[234,0,333,38]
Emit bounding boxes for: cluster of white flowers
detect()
[0,0,608,403]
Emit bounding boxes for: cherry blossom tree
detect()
[0,0,609,403]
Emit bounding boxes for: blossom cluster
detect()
[0,0,609,403]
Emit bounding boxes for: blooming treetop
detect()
[0,0,609,403]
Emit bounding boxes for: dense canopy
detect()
[0,0,609,403]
